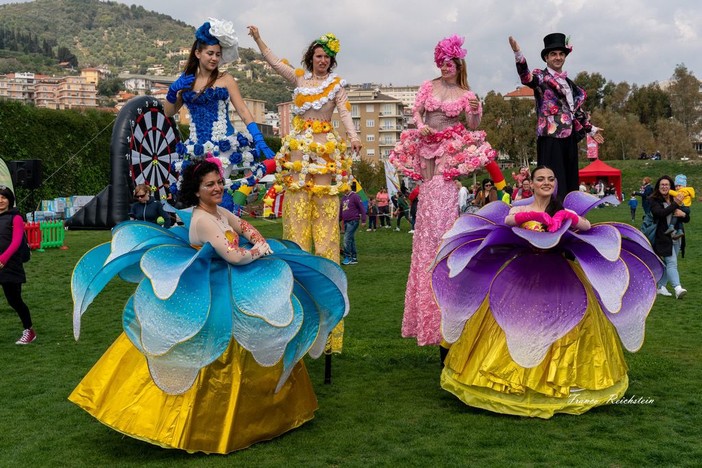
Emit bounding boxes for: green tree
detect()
[625,83,672,130]
[667,64,702,140]
[352,158,386,195]
[655,118,692,160]
[574,71,608,110]
[602,81,630,113]
[481,91,536,167]
[97,77,125,96]
[592,109,654,160]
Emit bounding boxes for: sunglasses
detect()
[135,192,148,197]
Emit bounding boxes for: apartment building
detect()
[339,88,405,162]
[276,88,406,163]
[0,72,98,109]
[0,72,37,104]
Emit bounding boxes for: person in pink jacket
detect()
[375,188,391,228]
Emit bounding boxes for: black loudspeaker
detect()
[8,159,42,190]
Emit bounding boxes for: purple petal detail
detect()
[568,224,621,262]
[621,239,664,282]
[434,235,481,269]
[511,222,569,249]
[443,213,497,239]
[602,250,656,352]
[563,191,619,215]
[474,201,512,223]
[609,222,654,250]
[433,252,507,343]
[490,253,587,368]
[568,242,628,313]
[446,239,484,277]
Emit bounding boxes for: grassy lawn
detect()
[0,160,700,466]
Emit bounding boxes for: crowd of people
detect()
[19,20,685,456]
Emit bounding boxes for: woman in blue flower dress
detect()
[164,18,274,209]
[69,152,348,452]
[433,166,664,418]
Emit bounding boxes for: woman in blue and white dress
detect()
[164,18,275,209]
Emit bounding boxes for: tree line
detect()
[481,64,702,163]
[0,27,78,67]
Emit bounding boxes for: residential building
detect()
[336,88,404,162]
[504,86,534,100]
[380,85,419,108]
[0,72,97,109]
[276,89,405,163]
[80,68,102,86]
[0,72,39,104]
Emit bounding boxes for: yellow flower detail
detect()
[312,121,323,133]
[294,68,305,77]
[289,139,300,150]
[292,160,303,172]
[321,122,332,133]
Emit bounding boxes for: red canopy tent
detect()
[579,159,622,201]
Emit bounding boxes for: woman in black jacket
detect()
[650,175,689,299]
[0,186,35,344]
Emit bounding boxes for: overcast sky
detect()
[3,0,701,96]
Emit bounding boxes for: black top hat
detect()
[540,33,570,61]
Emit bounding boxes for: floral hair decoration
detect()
[195,17,239,63]
[315,33,341,57]
[434,34,467,67]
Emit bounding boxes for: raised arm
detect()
[508,35,538,88]
[247,25,298,84]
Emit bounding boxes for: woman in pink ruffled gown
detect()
[390,36,495,353]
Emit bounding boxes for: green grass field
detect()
[1,160,701,466]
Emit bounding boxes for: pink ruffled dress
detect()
[397,80,485,346]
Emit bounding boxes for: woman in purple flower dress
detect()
[433,166,664,418]
[390,35,495,350]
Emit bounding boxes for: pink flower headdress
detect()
[434,35,467,67]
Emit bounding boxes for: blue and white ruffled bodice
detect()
[175,88,258,176]
[182,87,235,145]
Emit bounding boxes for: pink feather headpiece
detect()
[434,35,467,67]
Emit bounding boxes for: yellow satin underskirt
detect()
[441,265,629,419]
[69,333,318,454]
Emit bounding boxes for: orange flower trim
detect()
[292,75,344,113]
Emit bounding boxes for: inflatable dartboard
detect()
[113,96,181,200]
[64,96,181,229]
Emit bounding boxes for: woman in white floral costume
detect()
[164,18,276,212]
[248,25,361,352]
